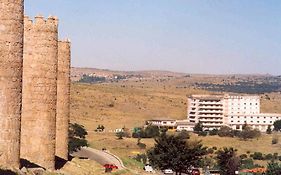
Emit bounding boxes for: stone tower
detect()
[21,15,58,170]
[56,40,71,160]
[0,0,24,168]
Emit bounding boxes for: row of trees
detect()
[194,122,261,140]
[147,131,281,175]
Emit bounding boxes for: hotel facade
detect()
[187,94,281,132]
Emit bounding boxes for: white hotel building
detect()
[187,94,281,132]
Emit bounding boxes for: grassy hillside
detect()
[70,79,281,173]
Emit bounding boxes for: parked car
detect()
[144,164,154,173]
[191,168,200,175]
[163,169,173,174]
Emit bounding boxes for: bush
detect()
[265,154,274,160]
[193,122,203,133]
[267,126,272,134]
[252,152,264,160]
[207,148,214,154]
[134,154,147,164]
[198,131,208,137]
[209,129,219,136]
[177,130,190,139]
[238,127,261,140]
[240,154,248,159]
[144,125,160,138]
[272,137,279,145]
[218,126,234,137]
[266,161,281,175]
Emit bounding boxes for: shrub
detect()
[134,154,147,164]
[209,129,219,136]
[198,131,208,137]
[144,125,160,138]
[265,154,274,160]
[272,137,279,145]
[238,127,261,140]
[266,126,272,134]
[266,161,281,175]
[207,148,214,154]
[193,122,203,133]
[218,126,234,137]
[252,152,264,160]
[177,130,190,139]
[240,154,248,159]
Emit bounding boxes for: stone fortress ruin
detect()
[0,0,71,170]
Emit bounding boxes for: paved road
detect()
[73,147,124,169]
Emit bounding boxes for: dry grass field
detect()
[69,75,281,173]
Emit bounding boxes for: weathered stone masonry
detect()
[21,15,59,170]
[56,40,71,160]
[0,0,24,168]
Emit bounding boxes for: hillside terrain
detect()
[69,68,281,174]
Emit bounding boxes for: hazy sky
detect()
[25,0,281,75]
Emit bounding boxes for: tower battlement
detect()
[24,15,59,32]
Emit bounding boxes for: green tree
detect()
[69,123,89,153]
[266,125,272,134]
[144,125,160,138]
[193,122,203,133]
[218,126,234,137]
[216,147,240,175]
[238,126,261,140]
[147,133,207,174]
[266,161,281,175]
[273,120,281,131]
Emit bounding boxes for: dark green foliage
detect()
[198,131,208,136]
[69,123,89,153]
[137,138,147,149]
[194,122,203,133]
[79,74,106,83]
[147,133,207,174]
[207,148,214,154]
[195,77,281,94]
[132,125,160,138]
[145,125,160,138]
[240,154,248,159]
[209,129,219,136]
[216,147,240,175]
[218,126,234,137]
[266,126,272,134]
[240,158,255,169]
[273,120,281,131]
[238,126,261,140]
[266,161,281,175]
[134,154,147,164]
[265,154,273,160]
[177,130,190,139]
[272,137,279,145]
[251,152,264,160]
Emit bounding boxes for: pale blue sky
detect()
[25,1,281,75]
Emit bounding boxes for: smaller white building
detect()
[228,113,281,132]
[176,120,195,132]
[145,119,177,130]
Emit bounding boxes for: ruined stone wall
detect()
[56,40,71,160]
[0,0,24,168]
[21,15,58,170]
